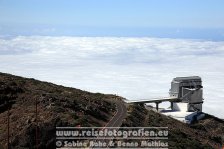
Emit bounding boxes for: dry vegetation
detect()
[0,72,118,149]
[122,104,224,149]
[1,72,224,149]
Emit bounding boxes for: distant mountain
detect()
[0,72,223,149]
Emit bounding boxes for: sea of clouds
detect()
[0,36,224,118]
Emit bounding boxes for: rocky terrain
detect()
[0,72,118,149]
[122,103,224,149]
[0,72,224,149]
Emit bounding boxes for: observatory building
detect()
[169,76,203,112]
[161,76,205,123]
[128,76,205,123]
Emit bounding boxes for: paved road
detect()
[104,100,127,127]
[103,100,127,148]
[91,99,127,148]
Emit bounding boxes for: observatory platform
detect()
[129,76,205,123]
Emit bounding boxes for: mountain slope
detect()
[1,72,224,149]
[122,103,224,149]
[0,72,118,149]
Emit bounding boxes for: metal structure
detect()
[128,76,205,123]
[169,76,203,112]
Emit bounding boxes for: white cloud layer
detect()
[0,36,224,118]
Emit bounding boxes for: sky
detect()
[0,0,224,39]
[0,1,224,118]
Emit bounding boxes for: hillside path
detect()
[104,99,127,127]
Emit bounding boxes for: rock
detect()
[26,119,31,124]
[31,118,36,122]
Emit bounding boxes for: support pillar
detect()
[155,102,161,111]
[170,102,173,110]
